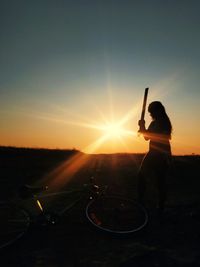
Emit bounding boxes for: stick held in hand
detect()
[138,87,149,134]
[140,87,149,121]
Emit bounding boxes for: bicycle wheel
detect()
[0,202,30,249]
[86,195,148,234]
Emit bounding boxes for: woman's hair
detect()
[148,101,172,136]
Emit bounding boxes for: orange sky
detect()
[1,84,200,155]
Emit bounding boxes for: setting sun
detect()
[82,116,138,154]
[101,123,125,138]
[99,122,135,139]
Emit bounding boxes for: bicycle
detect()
[0,177,148,250]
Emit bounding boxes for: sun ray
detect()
[11,86,146,157]
[16,102,140,138]
[150,71,183,101]
[44,103,99,125]
[117,102,141,127]
[32,92,144,192]
[41,152,91,191]
[89,102,111,124]
[107,84,115,122]
[83,133,111,154]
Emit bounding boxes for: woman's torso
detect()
[148,120,171,155]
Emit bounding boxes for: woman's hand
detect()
[138,119,146,132]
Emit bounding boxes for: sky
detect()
[0,0,200,155]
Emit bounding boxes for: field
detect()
[0,146,200,267]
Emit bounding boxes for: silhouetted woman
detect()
[137,101,172,216]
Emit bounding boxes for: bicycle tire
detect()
[86,195,148,234]
[0,202,30,249]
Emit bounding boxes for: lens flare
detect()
[99,122,135,139]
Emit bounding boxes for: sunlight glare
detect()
[100,122,133,139]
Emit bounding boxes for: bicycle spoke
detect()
[0,203,30,249]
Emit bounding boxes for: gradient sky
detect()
[0,0,200,154]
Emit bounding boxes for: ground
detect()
[0,147,200,267]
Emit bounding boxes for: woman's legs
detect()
[155,158,168,216]
[137,152,168,216]
[137,171,146,204]
[137,153,151,204]
[156,174,167,213]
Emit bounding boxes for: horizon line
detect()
[0,145,199,157]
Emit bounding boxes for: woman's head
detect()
[148,101,166,119]
[148,101,172,136]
